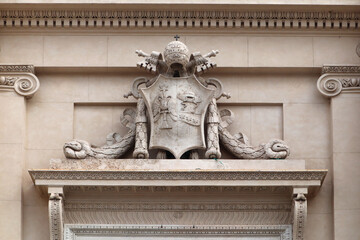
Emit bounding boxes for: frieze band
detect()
[29,169,327,181]
[1,9,358,31]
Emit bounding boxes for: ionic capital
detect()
[0,65,40,98]
[317,65,360,98]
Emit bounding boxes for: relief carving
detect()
[64,38,290,159]
[49,193,64,240]
[317,65,360,97]
[0,67,40,98]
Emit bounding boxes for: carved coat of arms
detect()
[63,37,290,160]
[141,74,214,158]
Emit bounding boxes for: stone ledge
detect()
[49,158,305,171]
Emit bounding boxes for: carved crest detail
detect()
[141,74,214,158]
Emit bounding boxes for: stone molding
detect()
[317,65,360,97]
[292,192,307,240]
[64,185,289,194]
[0,65,40,98]
[65,201,292,225]
[1,9,358,31]
[65,201,291,211]
[29,169,327,181]
[64,224,292,240]
[0,65,34,73]
[49,193,65,240]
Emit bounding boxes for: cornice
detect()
[0,65,34,74]
[1,9,358,31]
[29,169,327,182]
[317,65,360,97]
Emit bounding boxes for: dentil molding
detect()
[0,65,40,98]
[1,9,358,31]
[317,65,360,97]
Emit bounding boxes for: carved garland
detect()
[1,10,358,30]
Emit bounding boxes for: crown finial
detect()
[174,35,180,41]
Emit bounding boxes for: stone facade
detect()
[0,1,359,240]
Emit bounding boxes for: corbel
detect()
[48,186,65,240]
[291,187,308,240]
[317,65,360,97]
[0,65,40,98]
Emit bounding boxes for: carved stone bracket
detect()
[0,65,40,98]
[292,188,308,240]
[49,187,65,240]
[317,65,360,97]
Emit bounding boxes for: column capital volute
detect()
[317,65,360,98]
[0,64,40,98]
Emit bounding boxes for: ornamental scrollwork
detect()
[317,66,360,97]
[64,39,290,160]
[0,68,40,98]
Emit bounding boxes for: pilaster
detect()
[292,188,308,240]
[317,65,360,240]
[48,187,64,240]
[0,65,39,240]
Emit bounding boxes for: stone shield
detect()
[140,74,215,158]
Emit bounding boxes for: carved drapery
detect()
[317,65,360,97]
[291,189,308,240]
[49,193,65,240]
[0,65,40,98]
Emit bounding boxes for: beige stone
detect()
[44,36,107,66]
[23,205,49,240]
[250,105,282,146]
[215,71,327,104]
[0,144,23,201]
[0,201,21,240]
[31,73,89,103]
[334,209,360,240]
[283,103,331,159]
[248,37,313,67]
[108,36,173,67]
[332,95,360,153]
[74,105,114,147]
[306,213,333,240]
[307,159,333,214]
[0,94,25,144]
[186,36,248,67]
[88,72,140,102]
[27,102,73,149]
[314,37,360,67]
[0,36,44,66]
[333,152,360,210]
